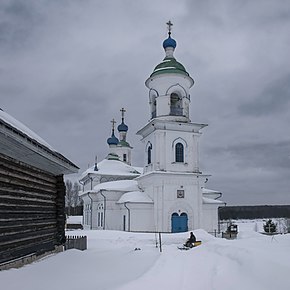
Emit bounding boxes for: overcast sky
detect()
[1,0,290,205]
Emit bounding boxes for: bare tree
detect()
[65,179,73,215]
[65,180,82,215]
[72,181,81,207]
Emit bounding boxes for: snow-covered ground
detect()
[1,226,290,290]
[66,215,83,225]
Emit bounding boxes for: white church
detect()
[79,23,225,233]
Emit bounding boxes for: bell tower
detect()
[145,21,194,123]
[137,22,207,175]
[136,22,208,232]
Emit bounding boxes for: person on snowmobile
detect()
[184,232,196,248]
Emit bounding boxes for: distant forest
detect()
[219,205,290,220]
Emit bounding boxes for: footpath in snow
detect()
[1,228,290,290]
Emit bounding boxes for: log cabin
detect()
[0,109,78,270]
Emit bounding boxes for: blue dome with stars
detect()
[163,36,177,49]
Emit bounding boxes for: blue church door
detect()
[171,212,188,233]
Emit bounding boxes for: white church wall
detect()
[202,204,219,233]
[138,172,204,232]
[81,175,101,192]
[109,146,132,165]
[98,191,124,231]
[146,74,192,97]
[128,204,155,232]
[81,195,93,230]
[103,207,123,231]
[141,125,201,174]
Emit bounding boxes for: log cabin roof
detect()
[0,109,78,175]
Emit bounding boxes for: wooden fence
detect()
[65,236,87,251]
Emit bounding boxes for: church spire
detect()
[107,110,132,165]
[118,108,128,133]
[117,107,129,143]
[145,23,194,123]
[107,118,119,146]
[163,20,177,57]
[166,20,173,37]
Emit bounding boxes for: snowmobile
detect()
[178,240,202,250]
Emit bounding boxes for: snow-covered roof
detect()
[132,166,143,174]
[0,109,54,150]
[117,191,153,204]
[93,180,139,192]
[0,109,78,175]
[202,188,221,195]
[80,159,141,180]
[202,197,225,204]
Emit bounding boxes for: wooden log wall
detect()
[0,153,66,265]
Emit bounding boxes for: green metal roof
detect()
[150,57,190,77]
[118,140,131,147]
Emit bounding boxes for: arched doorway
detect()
[171,212,188,233]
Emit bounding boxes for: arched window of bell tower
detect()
[149,89,158,119]
[175,143,184,162]
[170,92,183,116]
[172,138,187,163]
[146,142,153,165]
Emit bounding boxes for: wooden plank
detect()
[0,196,55,207]
[0,153,67,265]
[0,174,56,194]
[0,164,56,188]
[0,226,57,244]
[0,184,56,200]
[0,153,56,183]
[0,237,56,264]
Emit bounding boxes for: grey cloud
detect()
[0,1,44,51]
[210,140,290,172]
[238,75,290,116]
[1,0,290,205]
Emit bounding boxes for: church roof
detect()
[150,57,190,78]
[118,140,131,147]
[202,188,222,199]
[148,29,193,83]
[79,158,141,180]
[202,188,222,195]
[202,197,225,204]
[0,109,78,175]
[0,109,54,150]
[117,191,153,204]
[107,131,119,145]
[93,179,139,192]
[163,36,177,49]
[117,121,128,132]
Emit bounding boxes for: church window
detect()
[147,144,152,164]
[175,143,184,162]
[101,212,104,227]
[123,154,127,162]
[123,215,126,231]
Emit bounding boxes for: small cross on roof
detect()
[120,107,126,119]
[166,20,173,34]
[111,118,116,130]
